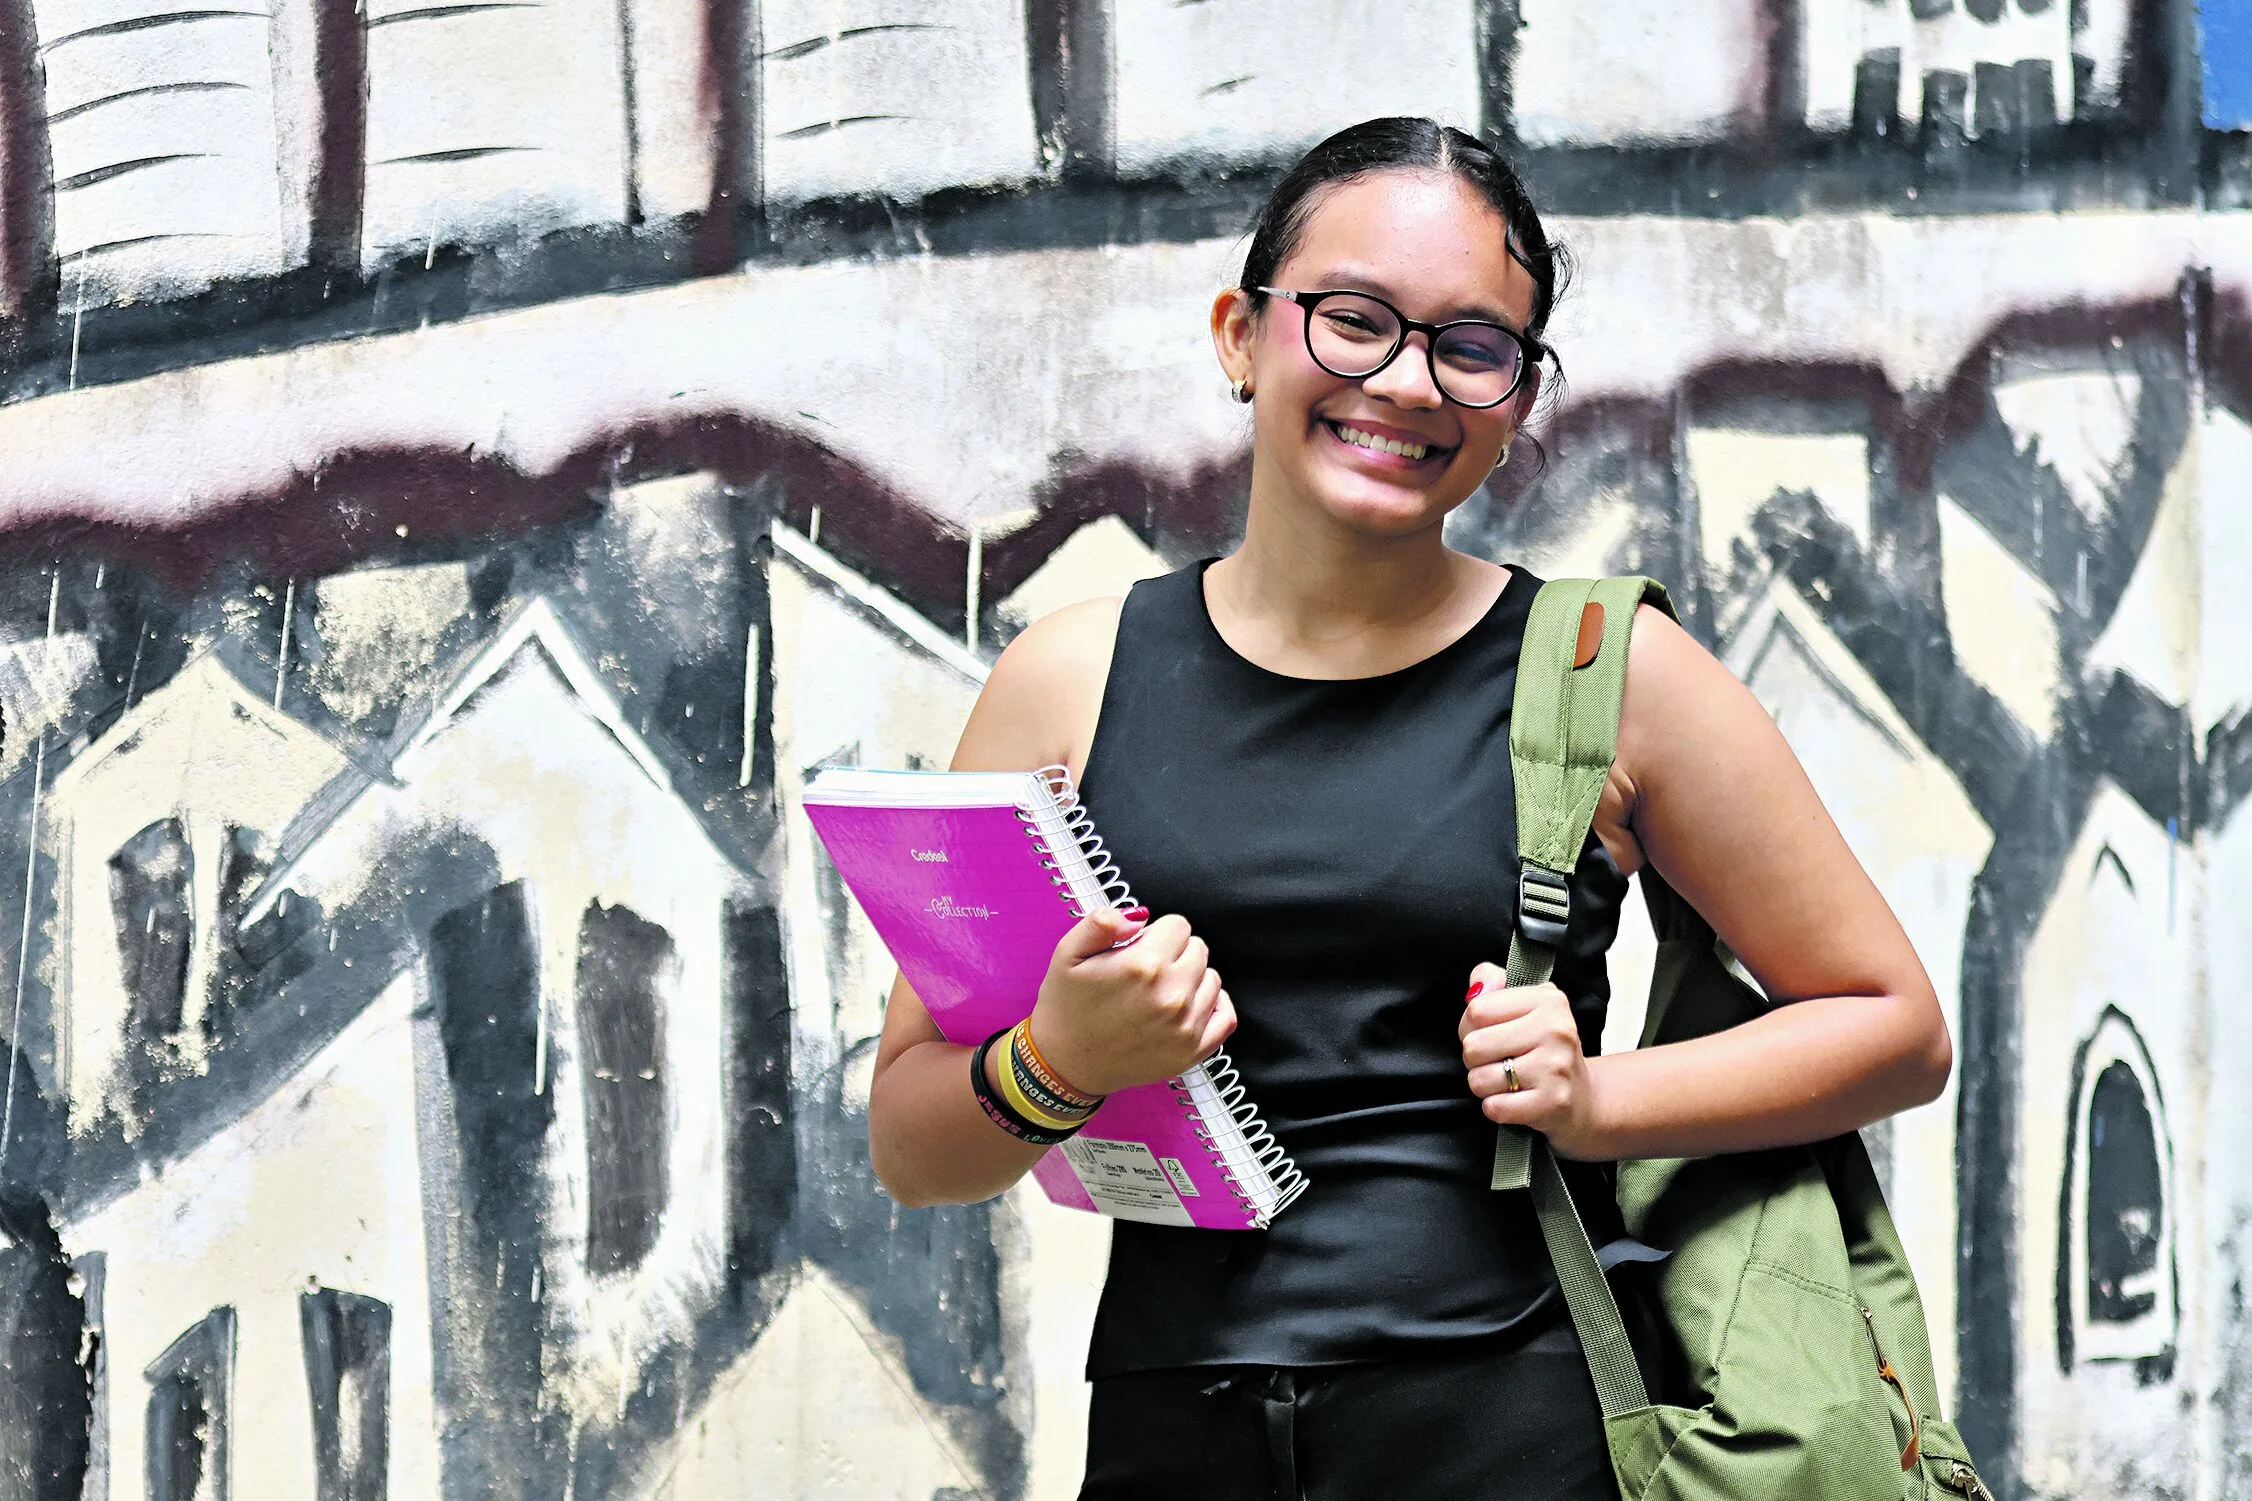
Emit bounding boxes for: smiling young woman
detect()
[865,118,1951,1501]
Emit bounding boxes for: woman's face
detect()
[1215,168,1540,541]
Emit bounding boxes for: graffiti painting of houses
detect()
[2,2,2252,1499]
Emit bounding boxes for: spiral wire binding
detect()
[1033,765,1134,914]
[1025,765,1310,1225]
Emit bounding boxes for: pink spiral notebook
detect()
[803,766,1308,1229]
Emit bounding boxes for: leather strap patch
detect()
[1573,601,1605,669]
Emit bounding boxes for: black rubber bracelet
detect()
[971,1027,1081,1146]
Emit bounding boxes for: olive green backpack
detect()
[1494,576,1995,1501]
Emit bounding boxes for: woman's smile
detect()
[1319,417,1457,469]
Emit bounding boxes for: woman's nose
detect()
[1359,332,1444,409]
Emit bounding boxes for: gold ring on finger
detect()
[1502,1056,1522,1094]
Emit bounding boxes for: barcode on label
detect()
[1159,1156,1200,1197]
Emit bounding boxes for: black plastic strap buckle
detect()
[1517,866,1572,947]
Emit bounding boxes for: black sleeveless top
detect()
[1077,561,1632,1377]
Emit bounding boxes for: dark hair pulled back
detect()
[1238,117,1570,345]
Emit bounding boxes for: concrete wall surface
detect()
[1,2,2250,1499]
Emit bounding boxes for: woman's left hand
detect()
[1458,960,1609,1160]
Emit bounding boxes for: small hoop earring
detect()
[1493,441,1512,472]
[1231,378,1252,404]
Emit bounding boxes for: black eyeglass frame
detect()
[1256,286,1550,411]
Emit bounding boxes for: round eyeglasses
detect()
[1257,287,1545,410]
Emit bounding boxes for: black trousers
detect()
[1078,1317,1621,1501]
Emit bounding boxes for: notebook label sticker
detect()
[1061,1138,1195,1226]
[1159,1156,1200,1197]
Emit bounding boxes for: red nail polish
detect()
[1466,981,1484,1001]
[1120,906,1150,924]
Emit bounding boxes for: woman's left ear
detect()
[1210,286,1257,387]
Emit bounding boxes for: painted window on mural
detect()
[300,1289,392,1501]
[108,817,194,1039]
[2085,1061,2164,1322]
[145,1308,235,1501]
[427,884,552,1473]
[722,902,794,1284]
[2058,1006,2177,1370]
[574,900,673,1275]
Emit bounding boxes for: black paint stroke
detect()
[46,81,252,127]
[37,10,264,51]
[78,1251,109,1501]
[1972,58,2060,151]
[771,113,910,141]
[2121,0,2203,200]
[374,146,539,166]
[1851,49,1903,144]
[1921,68,1971,177]
[66,231,234,259]
[1473,0,1521,144]
[308,0,367,273]
[145,1307,235,1501]
[300,1287,392,1501]
[361,2,540,25]
[0,0,55,343]
[2091,842,2137,892]
[615,0,641,224]
[693,0,752,272]
[427,882,560,1501]
[0,1193,92,1501]
[1756,0,1804,143]
[720,901,791,1290]
[761,23,947,63]
[574,899,672,1276]
[109,817,194,1102]
[205,822,301,1044]
[55,155,215,193]
[1025,0,1112,177]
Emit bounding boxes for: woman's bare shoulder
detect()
[952,596,1125,776]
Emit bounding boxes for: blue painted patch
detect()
[2204,0,2252,128]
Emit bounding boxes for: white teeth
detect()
[1336,424,1430,460]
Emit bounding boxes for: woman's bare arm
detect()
[1464,604,1952,1161]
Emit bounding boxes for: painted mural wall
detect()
[0,2,2249,1499]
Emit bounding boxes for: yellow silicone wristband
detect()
[995,1038,1088,1131]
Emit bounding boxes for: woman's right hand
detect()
[1024,907,1236,1098]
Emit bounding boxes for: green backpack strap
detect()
[1490,575,1674,1422]
[1502,575,1672,987]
